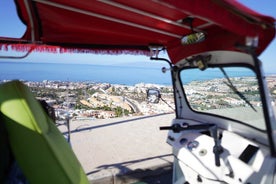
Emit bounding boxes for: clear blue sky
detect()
[0,0,275,72]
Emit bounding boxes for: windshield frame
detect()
[172,50,276,154]
[179,63,267,132]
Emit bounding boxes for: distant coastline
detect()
[0,61,275,86]
[0,61,171,86]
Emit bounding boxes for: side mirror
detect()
[147,89,161,103]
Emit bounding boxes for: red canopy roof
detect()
[0,0,275,64]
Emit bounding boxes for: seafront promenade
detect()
[58,113,175,183]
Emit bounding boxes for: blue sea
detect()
[0,61,272,85]
[0,61,172,85]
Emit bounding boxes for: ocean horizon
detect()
[0,61,172,86]
[1,61,275,86]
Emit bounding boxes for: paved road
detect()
[58,113,175,183]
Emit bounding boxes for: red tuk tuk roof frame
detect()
[0,0,275,64]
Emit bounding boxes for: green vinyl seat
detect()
[0,80,89,184]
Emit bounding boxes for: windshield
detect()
[180,66,266,130]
